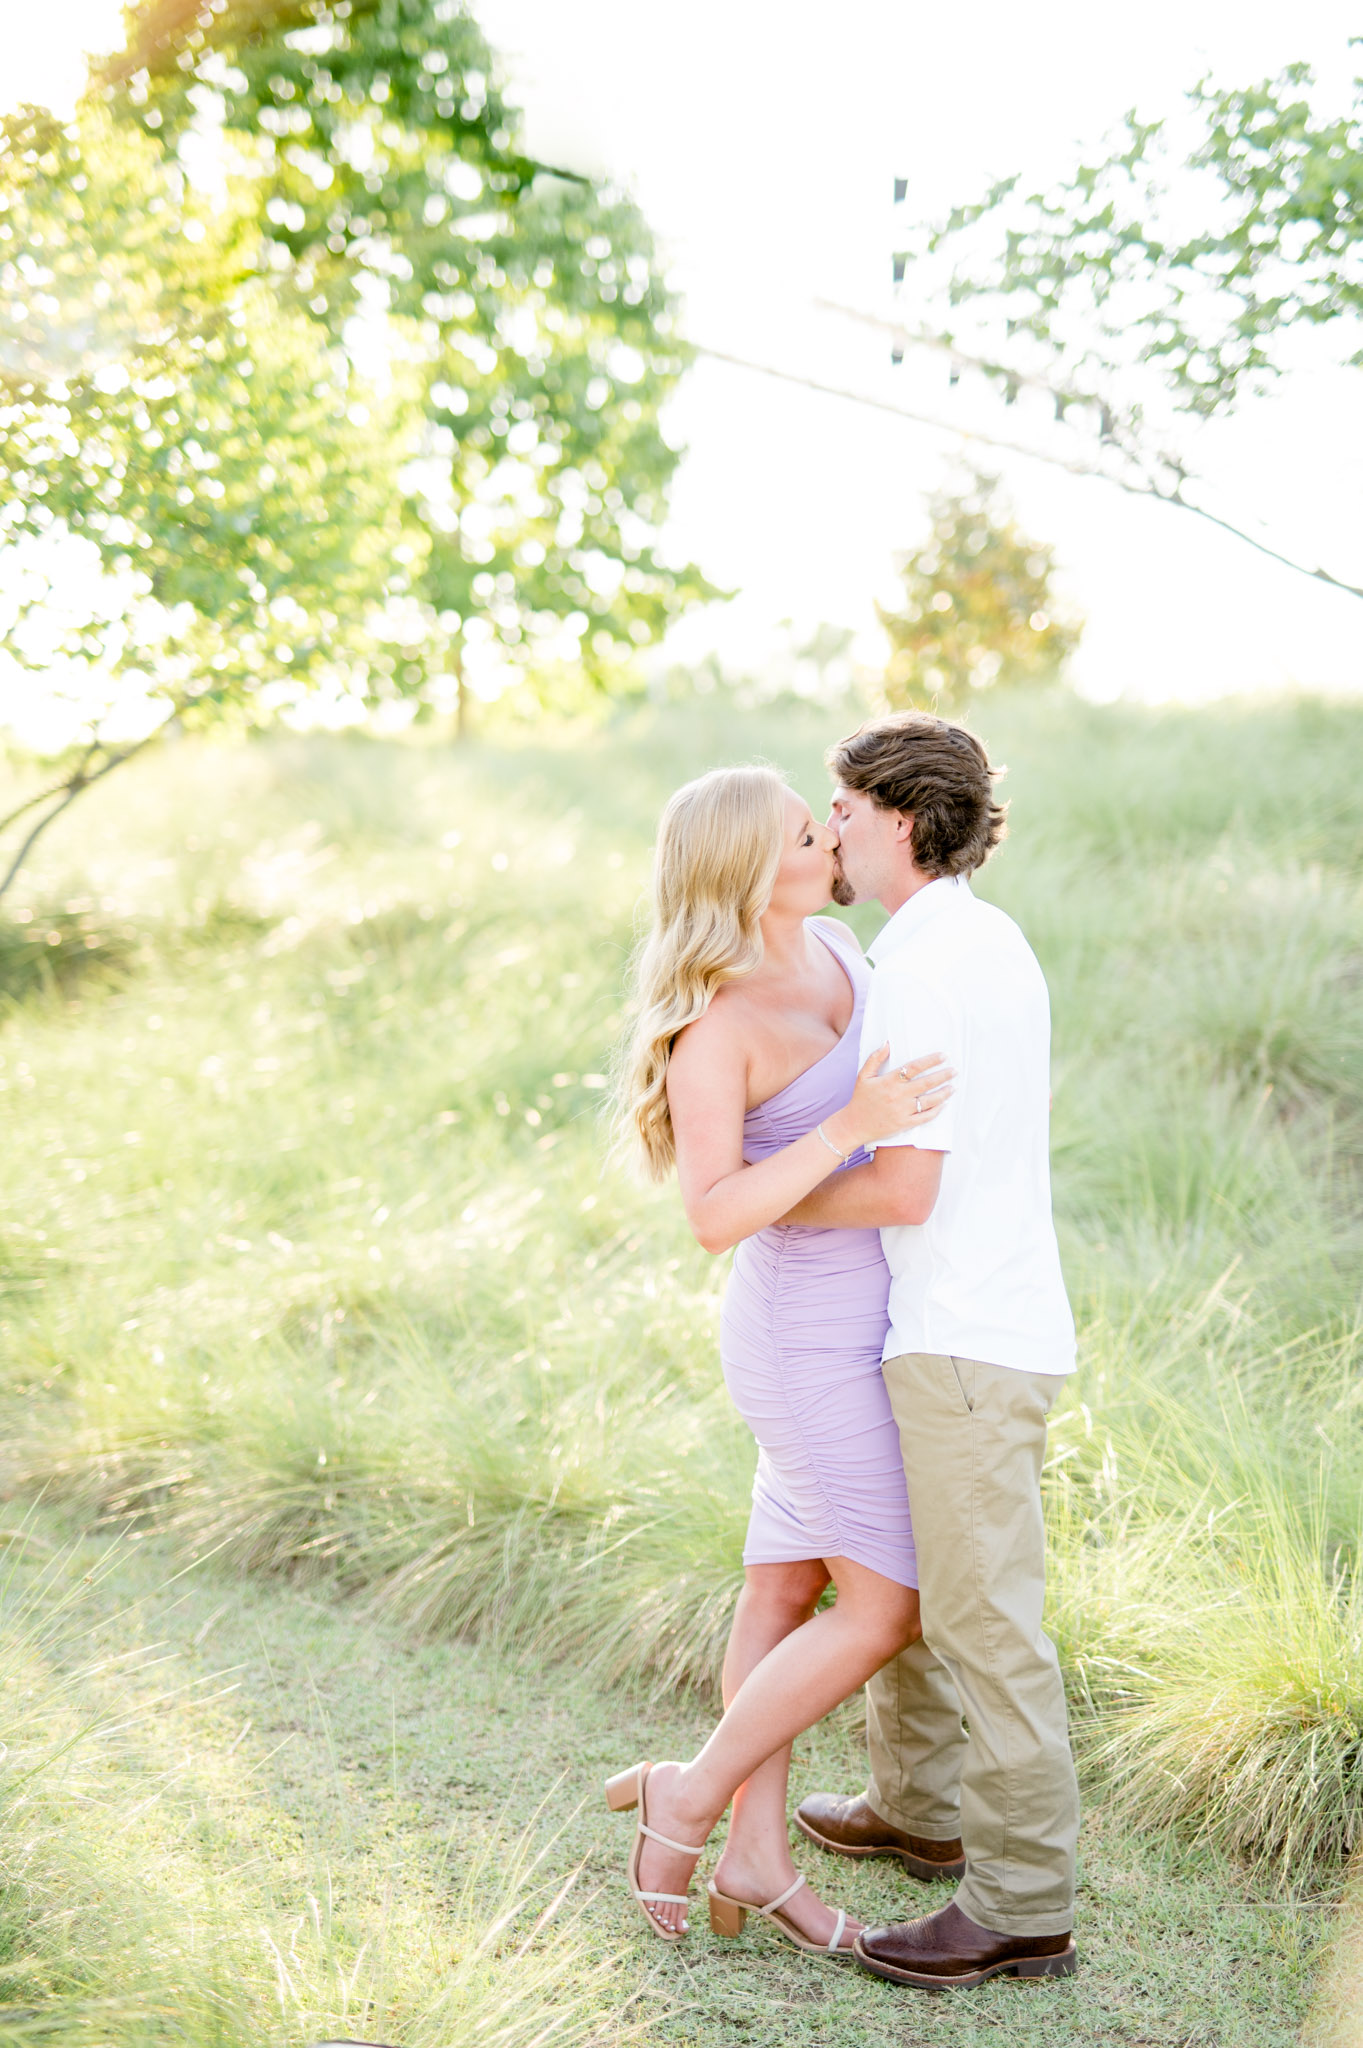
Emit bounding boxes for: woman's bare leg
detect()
[708,1561,868,1945]
[716,1564,822,1900]
[634,1558,920,1934]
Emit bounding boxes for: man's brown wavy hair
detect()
[828,712,1008,877]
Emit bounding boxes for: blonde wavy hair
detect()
[617,765,787,1181]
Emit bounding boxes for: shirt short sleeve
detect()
[863,970,961,1152]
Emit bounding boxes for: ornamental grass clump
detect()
[1045,1343,1363,1881]
[1087,1502,1363,1877]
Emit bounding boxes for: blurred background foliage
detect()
[926,63,1363,419]
[879,470,1081,709]
[0,0,714,800]
[895,54,1363,583]
[112,0,720,701]
[0,99,401,707]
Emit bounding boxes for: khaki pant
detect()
[866,1352,1080,1935]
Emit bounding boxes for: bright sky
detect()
[7,0,1363,717]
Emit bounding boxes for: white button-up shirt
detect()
[862,875,1076,1376]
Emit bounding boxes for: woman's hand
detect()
[827,1044,954,1153]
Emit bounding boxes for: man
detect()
[778,710,1080,1989]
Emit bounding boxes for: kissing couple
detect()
[608,711,1080,1992]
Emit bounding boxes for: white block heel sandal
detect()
[707,1872,854,1960]
[604,1760,707,1943]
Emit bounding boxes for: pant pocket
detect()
[946,1355,976,1415]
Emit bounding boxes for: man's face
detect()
[827,784,905,906]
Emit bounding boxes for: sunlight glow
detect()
[7,3,124,118]
[3,1,1362,744]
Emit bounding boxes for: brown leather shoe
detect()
[854,1900,1076,1989]
[794,1793,965,1882]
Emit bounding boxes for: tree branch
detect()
[817,297,1122,425]
[0,738,102,841]
[0,784,96,905]
[0,723,170,904]
[691,343,1363,604]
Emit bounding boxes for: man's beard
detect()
[830,864,856,907]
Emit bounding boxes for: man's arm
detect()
[781,1142,944,1228]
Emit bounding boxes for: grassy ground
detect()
[0,1517,1324,2046]
[0,689,1361,2041]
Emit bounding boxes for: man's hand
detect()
[781,1142,944,1229]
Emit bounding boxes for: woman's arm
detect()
[667,1013,948,1255]
[780,1143,944,1228]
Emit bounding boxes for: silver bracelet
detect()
[815,1121,850,1165]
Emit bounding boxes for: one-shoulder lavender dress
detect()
[719,920,918,1589]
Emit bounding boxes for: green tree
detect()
[108,0,715,726]
[879,473,1080,710]
[0,99,403,895]
[896,58,1363,598]
[0,1,714,894]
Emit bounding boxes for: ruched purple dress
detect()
[719,920,918,1589]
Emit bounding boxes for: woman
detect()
[608,765,951,1958]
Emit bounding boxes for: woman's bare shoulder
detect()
[670,985,751,1072]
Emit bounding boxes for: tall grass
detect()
[0,1520,633,2046]
[0,692,1360,1885]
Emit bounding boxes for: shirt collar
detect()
[866,874,971,967]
